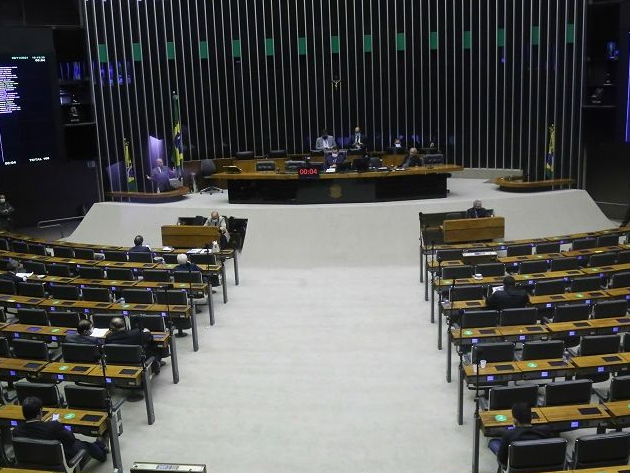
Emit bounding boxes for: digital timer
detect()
[297,165,320,179]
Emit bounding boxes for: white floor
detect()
[69,181,617,473]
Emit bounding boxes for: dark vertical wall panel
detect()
[86,0,586,190]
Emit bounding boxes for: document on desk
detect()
[92,328,109,338]
[16,272,33,279]
[492,286,505,294]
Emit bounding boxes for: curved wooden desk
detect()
[106,186,190,202]
[494,177,574,192]
[214,165,463,204]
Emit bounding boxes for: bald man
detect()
[400,148,423,169]
[149,158,174,192]
[466,200,490,218]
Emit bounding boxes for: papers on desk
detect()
[15,272,33,279]
[325,168,336,173]
[91,328,109,339]
[162,247,173,251]
[492,286,504,294]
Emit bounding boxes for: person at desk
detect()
[488,402,552,468]
[399,148,423,168]
[0,259,24,285]
[105,317,163,374]
[204,211,227,229]
[486,276,529,311]
[65,319,100,345]
[325,148,345,169]
[315,129,337,151]
[466,200,491,218]
[0,195,15,231]
[349,126,366,150]
[14,396,108,463]
[148,158,175,193]
[175,253,201,273]
[128,235,151,253]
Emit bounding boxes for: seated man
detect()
[65,319,100,345]
[399,147,423,168]
[488,402,551,468]
[13,396,107,462]
[204,211,227,229]
[486,276,529,310]
[466,200,491,218]
[128,235,151,253]
[148,158,175,193]
[325,148,345,169]
[315,129,337,151]
[105,317,163,374]
[174,253,201,273]
[0,259,24,285]
[349,126,366,150]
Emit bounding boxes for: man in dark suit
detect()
[488,402,552,468]
[65,319,100,345]
[128,235,151,253]
[13,396,107,462]
[349,126,366,150]
[325,148,345,169]
[148,158,174,193]
[174,253,201,272]
[400,148,423,168]
[466,200,491,218]
[486,276,530,310]
[0,259,24,285]
[105,317,163,374]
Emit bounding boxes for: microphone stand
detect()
[426,240,435,303]
[96,343,122,470]
[472,347,483,473]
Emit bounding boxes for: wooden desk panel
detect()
[442,217,505,243]
[161,225,220,248]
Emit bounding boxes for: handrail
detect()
[36,216,85,239]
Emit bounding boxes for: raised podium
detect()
[161,225,220,248]
[442,216,505,243]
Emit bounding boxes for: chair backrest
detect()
[128,252,153,263]
[268,149,287,158]
[81,286,111,302]
[623,333,630,352]
[610,271,630,289]
[11,241,28,253]
[73,247,95,260]
[103,344,144,364]
[553,303,591,322]
[597,234,620,247]
[235,151,255,160]
[507,438,567,473]
[579,334,620,356]
[200,158,217,176]
[23,261,47,275]
[474,263,505,277]
[609,375,630,401]
[77,266,105,279]
[162,253,179,264]
[617,250,630,264]
[46,263,72,277]
[129,314,166,332]
[572,238,597,250]
[52,246,74,258]
[499,307,539,326]
[573,432,630,469]
[49,284,80,301]
[16,308,49,325]
[449,285,485,302]
[15,381,62,407]
[28,244,47,256]
[589,253,617,267]
[189,253,217,265]
[48,311,81,328]
[519,260,549,274]
[570,276,602,293]
[535,242,561,254]
[534,279,566,296]
[92,313,119,329]
[507,244,533,257]
[0,279,16,295]
[106,267,135,281]
[488,384,539,410]
[593,300,629,319]
[460,310,498,328]
[103,250,127,262]
[18,282,46,298]
[444,212,464,220]
[544,379,593,406]
[122,288,155,304]
[13,437,69,471]
[550,257,580,271]
[12,339,50,361]
[471,342,515,363]
[142,269,171,282]
[0,239,9,250]
[64,385,109,410]
[435,249,463,261]
[521,340,565,360]
[173,271,203,284]
[156,290,188,305]
[0,337,10,357]
[441,265,474,280]
[61,343,100,363]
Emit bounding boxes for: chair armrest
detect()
[143,355,155,370]
[111,396,126,411]
[68,447,88,467]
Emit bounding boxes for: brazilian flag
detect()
[124,139,137,192]
[172,92,184,168]
[545,124,555,180]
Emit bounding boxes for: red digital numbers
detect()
[299,168,318,175]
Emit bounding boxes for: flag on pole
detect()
[172,92,184,169]
[124,138,137,192]
[545,124,555,180]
